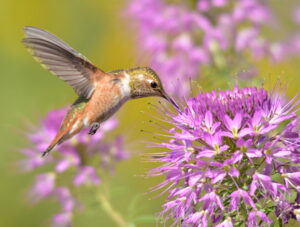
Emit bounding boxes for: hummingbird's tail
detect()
[42,144,56,157]
[42,133,67,157]
[41,107,85,157]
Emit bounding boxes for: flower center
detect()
[232,128,238,139]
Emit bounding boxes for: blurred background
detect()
[0,0,299,226]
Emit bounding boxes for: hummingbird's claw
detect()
[89,122,100,135]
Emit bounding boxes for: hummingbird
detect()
[22,26,178,157]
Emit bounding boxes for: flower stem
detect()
[278,218,284,227]
[98,192,128,227]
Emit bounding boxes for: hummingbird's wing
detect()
[22,26,102,99]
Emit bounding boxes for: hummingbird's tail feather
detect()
[42,133,68,157]
[41,117,84,157]
[42,144,56,157]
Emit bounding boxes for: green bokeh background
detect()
[0,0,299,227]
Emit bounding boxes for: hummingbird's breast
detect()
[82,73,130,126]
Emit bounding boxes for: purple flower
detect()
[199,191,224,212]
[223,113,252,139]
[29,173,56,202]
[19,108,129,226]
[216,217,234,227]
[248,211,272,227]
[73,166,100,186]
[294,6,300,25]
[230,189,256,210]
[198,132,229,158]
[148,86,300,225]
[128,0,300,96]
[52,212,72,227]
[55,187,75,213]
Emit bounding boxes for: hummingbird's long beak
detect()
[160,90,180,110]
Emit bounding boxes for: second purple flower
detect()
[19,108,129,226]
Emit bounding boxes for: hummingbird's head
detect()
[126,67,163,98]
[125,67,179,108]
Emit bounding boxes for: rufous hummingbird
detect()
[22,26,178,157]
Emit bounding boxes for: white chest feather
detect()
[122,72,131,98]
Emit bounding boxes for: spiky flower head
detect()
[149,86,300,226]
[19,108,128,226]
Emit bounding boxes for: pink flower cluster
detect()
[19,108,128,226]
[149,87,300,226]
[128,0,300,96]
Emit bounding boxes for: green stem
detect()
[278,218,284,227]
[98,192,128,227]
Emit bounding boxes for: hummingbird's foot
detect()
[88,122,100,135]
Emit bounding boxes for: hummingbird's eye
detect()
[150,81,158,89]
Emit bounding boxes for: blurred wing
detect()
[22,26,101,98]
